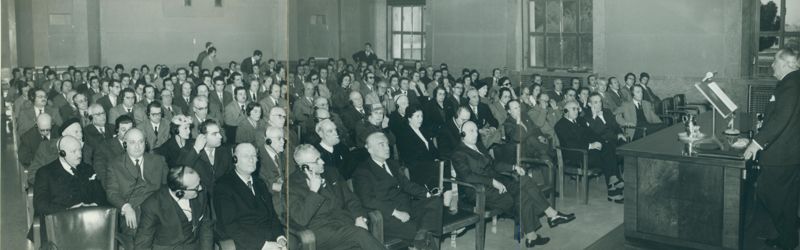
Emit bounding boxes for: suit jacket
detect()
[488,101,509,126]
[466,102,499,128]
[395,123,439,168]
[547,90,564,103]
[29,139,96,183]
[258,96,284,115]
[95,137,126,184]
[287,167,369,229]
[444,95,466,119]
[154,137,194,168]
[354,121,395,149]
[19,126,55,167]
[59,105,88,126]
[437,118,462,160]
[83,124,114,150]
[16,104,62,134]
[291,96,315,126]
[235,119,267,146]
[257,146,292,190]
[450,142,514,188]
[604,89,624,112]
[174,95,193,115]
[177,145,234,193]
[352,159,428,217]
[352,50,378,65]
[527,105,561,138]
[141,120,171,150]
[105,153,168,233]
[313,143,354,179]
[214,171,285,250]
[240,57,261,75]
[639,84,661,105]
[583,109,623,145]
[96,95,116,115]
[223,101,248,127]
[108,104,135,125]
[554,117,601,163]
[755,70,800,166]
[50,93,69,110]
[135,188,213,250]
[614,100,662,137]
[33,159,107,216]
[423,100,448,137]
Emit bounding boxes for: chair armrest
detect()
[217,239,235,250]
[286,221,316,250]
[367,210,384,243]
[556,146,588,154]
[32,216,41,250]
[444,179,487,215]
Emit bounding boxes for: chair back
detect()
[673,94,686,107]
[44,206,117,250]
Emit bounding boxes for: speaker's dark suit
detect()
[352,159,442,241]
[753,69,800,249]
[135,188,213,250]
[214,172,285,250]
[287,167,384,250]
[177,145,234,194]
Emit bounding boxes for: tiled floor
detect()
[440,179,624,250]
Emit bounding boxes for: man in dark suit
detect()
[94,115,134,184]
[604,77,625,112]
[105,128,169,250]
[340,91,368,144]
[96,80,121,115]
[352,42,379,66]
[173,82,194,115]
[257,126,291,217]
[547,79,565,103]
[215,143,289,250]
[437,107,471,160]
[353,132,442,249]
[19,114,55,168]
[744,48,800,250]
[240,50,262,75]
[108,88,137,126]
[583,94,626,200]
[16,88,62,134]
[313,120,354,180]
[555,101,622,202]
[29,118,95,184]
[135,166,213,250]
[288,144,385,250]
[452,121,574,247]
[83,104,114,149]
[31,135,107,241]
[140,101,171,150]
[178,119,234,194]
[465,88,498,129]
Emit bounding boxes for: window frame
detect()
[751,0,800,78]
[387,4,426,61]
[525,0,593,71]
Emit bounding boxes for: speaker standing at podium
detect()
[744,48,800,250]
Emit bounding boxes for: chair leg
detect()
[583,167,589,205]
[451,233,457,248]
[491,215,498,233]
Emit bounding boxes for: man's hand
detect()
[271,182,283,192]
[743,142,761,160]
[589,142,603,150]
[261,241,284,250]
[355,216,369,229]
[617,134,627,142]
[69,203,86,209]
[538,136,548,144]
[492,179,507,194]
[121,204,137,229]
[306,174,323,193]
[513,165,526,176]
[193,134,207,152]
[392,210,411,223]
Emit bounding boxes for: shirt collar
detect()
[319,142,334,153]
[371,158,387,168]
[129,156,144,165]
[236,171,253,185]
[59,158,76,175]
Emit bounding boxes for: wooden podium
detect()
[617,111,753,250]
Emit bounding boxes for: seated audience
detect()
[106,128,169,250]
[395,106,440,188]
[215,143,290,250]
[452,121,575,247]
[289,144,386,250]
[556,101,624,202]
[95,115,135,184]
[140,101,170,150]
[235,102,267,146]
[19,113,55,170]
[108,88,137,126]
[154,115,194,168]
[353,132,442,249]
[583,93,627,199]
[83,104,114,149]
[29,118,95,185]
[17,87,62,134]
[178,119,233,193]
[313,120,354,180]
[258,126,291,215]
[437,106,472,159]
[135,166,213,250]
[355,103,394,148]
[502,100,553,163]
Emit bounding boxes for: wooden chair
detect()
[33,207,118,250]
[441,160,488,250]
[555,146,600,204]
[658,97,675,126]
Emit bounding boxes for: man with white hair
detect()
[744,48,800,249]
[288,144,386,250]
[106,128,168,250]
[355,103,394,148]
[313,119,353,179]
[82,104,114,149]
[29,118,96,185]
[19,113,55,169]
[258,126,290,216]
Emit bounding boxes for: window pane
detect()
[579,0,592,33]
[403,7,413,32]
[756,36,780,76]
[411,7,422,32]
[786,0,800,31]
[759,0,781,32]
[562,1,577,33]
[403,35,422,60]
[530,36,545,67]
[579,36,593,68]
[393,34,403,59]
[546,1,562,33]
[530,0,545,32]
[393,7,402,31]
[563,36,578,67]
[546,36,563,67]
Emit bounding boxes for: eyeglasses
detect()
[39,128,51,133]
[92,111,106,116]
[185,185,204,192]
[149,112,161,116]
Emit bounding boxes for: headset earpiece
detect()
[175,189,185,199]
[232,155,238,164]
[123,141,127,150]
[266,138,272,145]
[56,137,66,157]
[460,132,466,138]
[301,164,310,171]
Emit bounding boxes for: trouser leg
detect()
[756,166,800,249]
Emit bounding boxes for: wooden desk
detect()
[618,112,753,250]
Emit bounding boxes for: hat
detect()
[59,118,82,136]
[474,79,488,91]
[171,114,192,126]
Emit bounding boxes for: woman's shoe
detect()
[607,194,624,204]
[525,236,550,248]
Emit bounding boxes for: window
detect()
[388,5,425,60]
[527,0,592,70]
[754,0,800,77]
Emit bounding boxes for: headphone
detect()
[232,155,238,164]
[167,166,189,199]
[57,137,66,157]
[460,125,467,138]
[266,137,272,146]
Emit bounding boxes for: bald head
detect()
[58,135,83,166]
[365,132,390,161]
[234,143,258,175]
[36,113,52,129]
[461,121,479,146]
[124,128,146,158]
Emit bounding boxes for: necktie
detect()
[635,102,640,110]
[99,127,105,134]
[240,104,245,114]
[382,163,393,177]
[135,159,144,181]
[207,150,215,165]
[127,108,132,113]
[70,166,78,176]
[252,93,256,101]
[154,124,159,137]
[42,135,49,141]
[247,180,255,195]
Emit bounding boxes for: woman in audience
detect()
[235,102,267,146]
[397,105,441,188]
[388,95,409,136]
[155,114,194,168]
[423,86,449,137]
[623,72,637,91]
